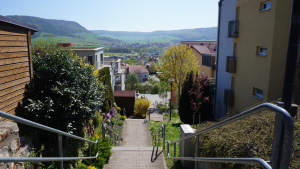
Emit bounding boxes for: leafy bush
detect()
[19,40,105,168]
[111,118,117,125]
[194,102,300,169]
[134,98,151,117]
[120,115,127,120]
[82,137,111,169]
[97,67,114,114]
[117,121,124,126]
[151,83,161,94]
[115,105,121,112]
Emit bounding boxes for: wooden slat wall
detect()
[0,24,32,116]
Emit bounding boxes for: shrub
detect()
[120,115,127,120]
[116,105,121,112]
[151,83,161,94]
[111,118,117,125]
[117,121,124,126]
[97,67,115,114]
[19,40,105,168]
[134,98,151,117]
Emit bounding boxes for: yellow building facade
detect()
[190,47,215,78]
[228,0,300,115]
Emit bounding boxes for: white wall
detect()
[73,49,104,69]
[137,73,149,83]
[214,0,236,119]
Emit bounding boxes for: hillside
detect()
[91,27,217,44]
[6,15,89,38]
[5,15,120,47]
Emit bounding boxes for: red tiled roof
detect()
[114,90,136,97]
[181,41,217,54]
[127,65,149,74]
[191,45,212,55]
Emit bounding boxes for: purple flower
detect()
[110,109,114,118]
[107,113,111,119]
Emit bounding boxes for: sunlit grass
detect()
[150,112,183,169]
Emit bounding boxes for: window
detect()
[257,47,267,56]
[88,56,93,66]
[253,88,263,99]
[261,1,271,12]
[145,75,146,77]
[200,43,203,46]
[96,55,97,61]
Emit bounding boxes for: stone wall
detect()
[0,121,30,169]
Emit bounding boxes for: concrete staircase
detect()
[103,119,167,169]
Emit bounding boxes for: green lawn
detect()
[121,59,139,65]
[98,34,181,44]
[149,112,183,169]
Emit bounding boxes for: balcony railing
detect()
[224,89,234,106]
[228,20,239,38]
[115,80,121,85]
[226,56,237,73]
[202,54,216,68]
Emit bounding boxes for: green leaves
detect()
[21,40,105,168]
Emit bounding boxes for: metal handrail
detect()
[0,110,98,169]
[167,103,294,169]
[103,124,119,146]
[152,124,166,151]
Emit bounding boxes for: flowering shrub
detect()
[120,115,127,120]
[115,105,121,112]
[19,40,105,168]
[87,166,96,169]
[134,98,151,117]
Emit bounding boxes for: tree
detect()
[127,60,133,65]
[179,71,211,124]
[97,67,115,114]
[188,73,210,124]
[20,40,105,168]
[179,71,195,124]
[151,83,161,94]
[158,43,199,96]
[149,63,158,73]
[126,73,139,90]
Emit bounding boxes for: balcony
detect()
[224,89,234,106]
[115,80,121,85]
[228,20,239,38]
[202,54,216,68]
[226,56,236,73]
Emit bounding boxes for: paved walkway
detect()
[103,119,167,169]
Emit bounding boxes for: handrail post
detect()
[58,134,63,169]
[163,124,166,151]
[173,143,176,169]
[117,134,119,146]
[89,142,91,165]
[195,135,199,169]
[167,141,169,155]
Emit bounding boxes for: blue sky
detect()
[0,0,219,32]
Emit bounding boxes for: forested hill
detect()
[6,15,90,38]
[91,27,217,41]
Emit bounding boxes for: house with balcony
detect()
[213,0,236,119]
[71,47,104,69]
[104,58,125,91]
[214,0,299,118]
[72,47,125,91]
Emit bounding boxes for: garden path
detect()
[103,119,167,169]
